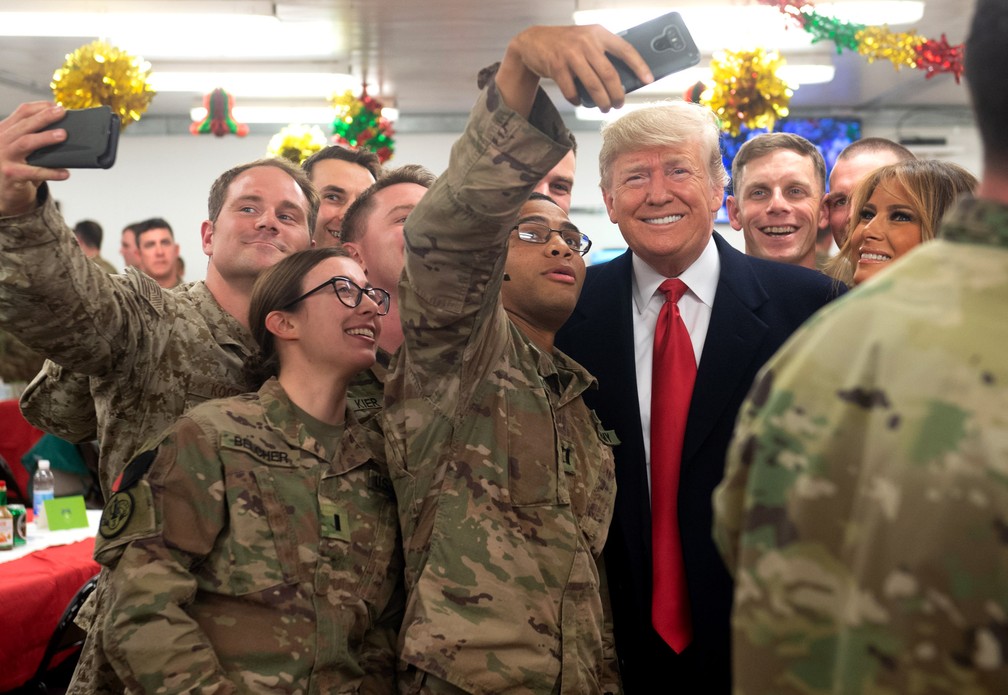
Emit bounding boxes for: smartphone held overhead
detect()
[575,11,700,109]
[26,106,120,169]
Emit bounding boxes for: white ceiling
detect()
[0,0,976,134]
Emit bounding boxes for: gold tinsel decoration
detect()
[51,40,155,128]
[701,48,793,137]
[330,90,365,122]
[266,124,328,165]
[854,26,923,69]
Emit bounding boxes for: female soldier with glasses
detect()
[94,247,403,692]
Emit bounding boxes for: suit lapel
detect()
[683,234,769,462]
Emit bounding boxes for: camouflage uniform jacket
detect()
[18,347,392,448]
[713,196,1008,694]
[383,79,619,694]
[95,377,403,693]
[0,190,256,498]
[1,192,257,694]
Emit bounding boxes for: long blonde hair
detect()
[826,159,978,286]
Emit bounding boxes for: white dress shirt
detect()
[631,235,721,495]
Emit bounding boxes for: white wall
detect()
[49,116,982,280]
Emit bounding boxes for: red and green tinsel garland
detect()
[330,87,395,163]
[758,0,964,81]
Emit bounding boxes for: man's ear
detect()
[600,185,618,224]
[342,242,367,271]
[200,220,214,256]
[726,196,743,231]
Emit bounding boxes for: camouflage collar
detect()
[186,281,256,354]
[939,196,1008,250]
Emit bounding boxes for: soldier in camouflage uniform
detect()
[96,247,402,692]
[0,118,318,693]
[382,25,652,694]
[712,3,1008,692]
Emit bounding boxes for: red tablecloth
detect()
[0,398,43,502]
[0,539,99,691]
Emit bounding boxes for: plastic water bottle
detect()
[32,459,56,530]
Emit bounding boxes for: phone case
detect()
[26,106,120,169]
[576,12,701,109]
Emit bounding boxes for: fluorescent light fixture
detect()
[190,105,400,125]
[153,72,358,98]
[0,6,340,59]
[574,2,924,52]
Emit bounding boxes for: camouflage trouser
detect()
[67,569,125,695]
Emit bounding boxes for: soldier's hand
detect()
[497,25,653,116]
[0,102,71,217]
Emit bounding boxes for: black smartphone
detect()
[26,106,120,169]
[576,11,701,109]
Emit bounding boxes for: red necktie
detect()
[650,278,695,653]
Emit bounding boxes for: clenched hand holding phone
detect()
[575,12,700,109]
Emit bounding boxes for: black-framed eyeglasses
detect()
[511,222,592,256]
[282,276,391,315]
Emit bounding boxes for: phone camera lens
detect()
[652,26,685,52]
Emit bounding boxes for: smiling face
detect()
[201,165,313,286]
[825,150,905,247]
[310,158,377,247]
[502,198,586,340]
[284,255,383,378]
[849,180,924,286]
[602,142,723,278]
[728,149,826,269]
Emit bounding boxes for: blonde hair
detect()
[599,101,728,192]
[826,159,978,286]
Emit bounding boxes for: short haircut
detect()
[599,100,729,192]
[246,246,354,386]
[302,145,383,181]
[134,217,174,245]
[340,164,437,243]
[73,219,103,250]
[731,132,827,197]
[207,158,319,240]
[965,0,1008,163]
[834,137,916,167]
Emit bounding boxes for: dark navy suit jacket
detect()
[556,232,843,693]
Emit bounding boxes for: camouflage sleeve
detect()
[398,76,572,393]
[0,188,164,379]
[19,360,98,442]
[99,417,234,693]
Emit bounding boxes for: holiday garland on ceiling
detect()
[700,1,965,135]
[758,0,964,80]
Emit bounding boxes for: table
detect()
[0,509,101,691]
